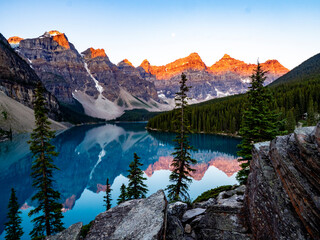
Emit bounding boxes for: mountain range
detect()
[4,30,289,120]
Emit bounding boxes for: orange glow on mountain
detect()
[49,30,62,35]
[140,52,207,80]
[51,32,70,49]
[122,59,134,67]
[7,36,24,44]
[261,59,289,75]
[209,54,289,76]
[144,156,241,180]
[139,53,289,80]
[89,47,107,58]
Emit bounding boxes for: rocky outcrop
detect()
[85,190,167,240]
[246,123,320,239]
[0,33,61,120]
[46,222,83,240]
[166,185,252,240]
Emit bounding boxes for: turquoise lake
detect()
[0,123,241,239]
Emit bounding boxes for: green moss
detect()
[193,185,233,203]
[80,221,93,238]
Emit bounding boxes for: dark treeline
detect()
[147,54,320,134]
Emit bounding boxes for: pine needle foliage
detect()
[28,83,64,239]
[5,188,24,240]
[127,153,148,199]
[166,73,197,201]
[237,63,283,184]
[117,184,127,205]
[103,178,112,210]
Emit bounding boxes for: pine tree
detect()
[103,178,112,210]
[5,188,23,240]
[117,184,127,205]
[166,73,197,201]
[127,153,148,199]
[286,109,296,133]
[307,97,315,126]
[237,63,283,184]
[28,83,64,239]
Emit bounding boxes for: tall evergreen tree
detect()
[307,97,315,125]
[127,153,148,199]
[286,109,296,133]
[237,63,282,184]
[103,178,112,210]
[117,184,127,205]
[28,83,64,239]
[5,188,23,240]
[166,73,197,201]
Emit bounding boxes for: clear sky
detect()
[0,0,319,69]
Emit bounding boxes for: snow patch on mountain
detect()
[84,63,104,94]
[241,77,251,83]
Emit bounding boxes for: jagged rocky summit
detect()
[49,123,320,240]
[6,30,288,120]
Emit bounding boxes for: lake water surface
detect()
[0,123,241,239]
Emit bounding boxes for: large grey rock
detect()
[85,190,167,240]
[194,198,217,208]
[182,208,206,223]
[312,122,320,150]
[166,215,185,240]
[246,133,312,240]
[46,222,82,240]
[266,126,320,239]
[191,196,251,240]
[168,201,188,218]
[216,193,244,208]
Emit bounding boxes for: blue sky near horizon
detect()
[0,0,319,69]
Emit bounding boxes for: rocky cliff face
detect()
[0,33,60,120]
[82,48,159,102]
[16,31,98,104]
[246,123,320,239]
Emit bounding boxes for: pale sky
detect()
[1,0,319,69]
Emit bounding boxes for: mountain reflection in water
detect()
[0,123,241,239]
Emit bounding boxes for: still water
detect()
[0,123,241,239]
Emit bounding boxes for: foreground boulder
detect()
[85,190,167,240]
[166,185,252,240]
[246,123,320,239]
[46,222,82,240]
[193,186,252,240]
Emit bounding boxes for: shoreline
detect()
[146,127,241,138]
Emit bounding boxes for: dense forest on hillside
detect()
[147,54,320,134]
